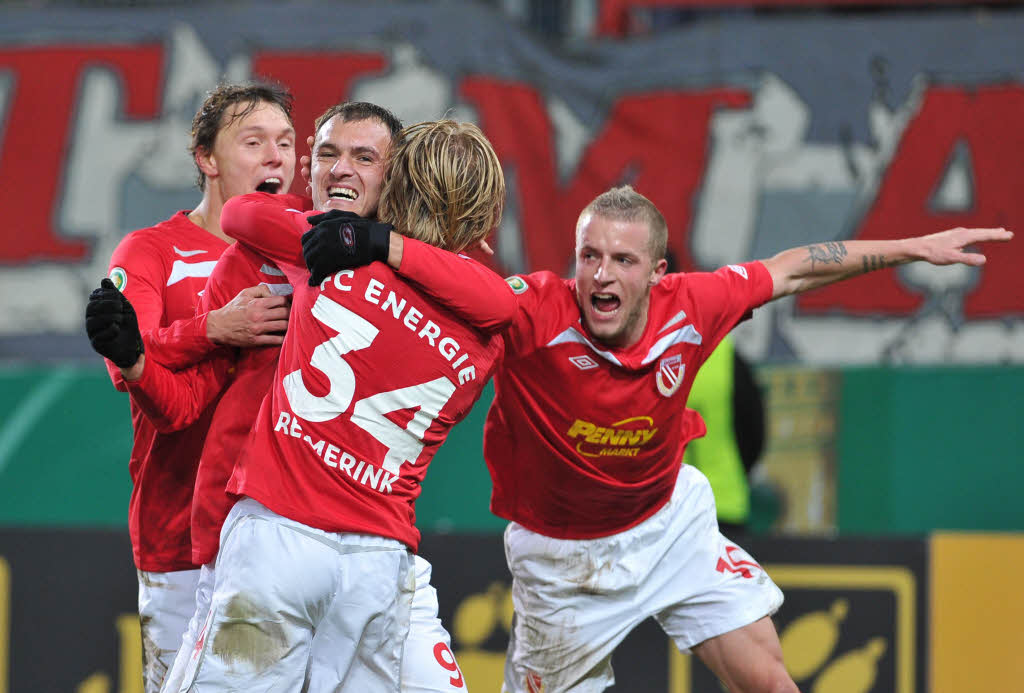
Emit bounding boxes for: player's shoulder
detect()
[109,211,191,263]
[655,262,763,295]
[504,270,572,299]
[115,210,221,251]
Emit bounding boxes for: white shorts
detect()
[137,567,200,693]
[163,547,465,692]
[180,498,415,693]
[502,464,784,693]
[160,563,215,693]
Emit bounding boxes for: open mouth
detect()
[591,293,621,313]
[328,186,358,202]
[255,177,283,194]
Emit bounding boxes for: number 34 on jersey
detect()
[273,274,480,493]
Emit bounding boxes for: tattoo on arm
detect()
[862,255,897,273]
[805,241,848,270]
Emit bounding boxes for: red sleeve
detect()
[124,353,233,432]
[142,313,214,370]
[678,260,773,362]
[500,272,571,358]
[396,237,516,332]
[106,232,215,378]
[221,192,309,269]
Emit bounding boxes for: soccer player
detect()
[175,118,509,692]
[84,82,296,693]
[490,187,1011,693]
[306,184,1012,692]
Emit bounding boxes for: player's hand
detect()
[302,210,394,286]
[207,285,290,347]
[913,227,1013,266]
[300,135,314,196]
[85,278,144,368]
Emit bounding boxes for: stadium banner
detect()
[0,529,929,693]
[1,2,1024,364]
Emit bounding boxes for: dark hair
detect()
[189,82,294,190]
[313,101,403,144]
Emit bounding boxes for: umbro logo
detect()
[569,355,598,370]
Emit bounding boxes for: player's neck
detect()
[188,195,232,245]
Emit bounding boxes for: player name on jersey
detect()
[273,411,399,494]
[319,270,479,385]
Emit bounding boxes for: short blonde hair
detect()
[377,120,504,253]
[580,185,667,261]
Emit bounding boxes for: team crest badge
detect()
[655,354,685,397]
[505,275,529,294]
[109,267,127,291]
[341,223,355,252]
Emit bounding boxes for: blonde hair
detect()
[377,120,504,253]
[580,185,668,261]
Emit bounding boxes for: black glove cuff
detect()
[110,337,144,370]
[368,225,391,264]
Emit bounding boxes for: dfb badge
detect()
[655,354,685,397]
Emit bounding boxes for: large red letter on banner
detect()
[798,85,1024,318]
[0,45,163,262]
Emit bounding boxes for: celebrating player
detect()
[84,82,296,693]
[307,183,1012,692]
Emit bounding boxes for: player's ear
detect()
[195,146,218,180]
[649,257,668,286]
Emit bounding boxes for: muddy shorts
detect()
[137,567,200,693]
[502,464,784,693]
[163,541,465,692]
[178,497,414,693]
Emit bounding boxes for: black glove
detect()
[302,210,394,286]
[85,278,144,368]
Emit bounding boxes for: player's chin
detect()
[582,314,620,343]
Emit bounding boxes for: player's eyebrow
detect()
[350,145,381,158]
[236,124,296,139]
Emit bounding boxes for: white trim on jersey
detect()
[173,246,208,257]
[546,327,623,366]
[640,324,703,366]
[259,263,286,276]
[260,282,294,296]
[658,310,688,333]
[166,259,217,287]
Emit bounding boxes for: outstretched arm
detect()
[762,227,1014,299]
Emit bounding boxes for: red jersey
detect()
[484,262,774,539]
[221,192,511,552]
[105,211,228,571]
